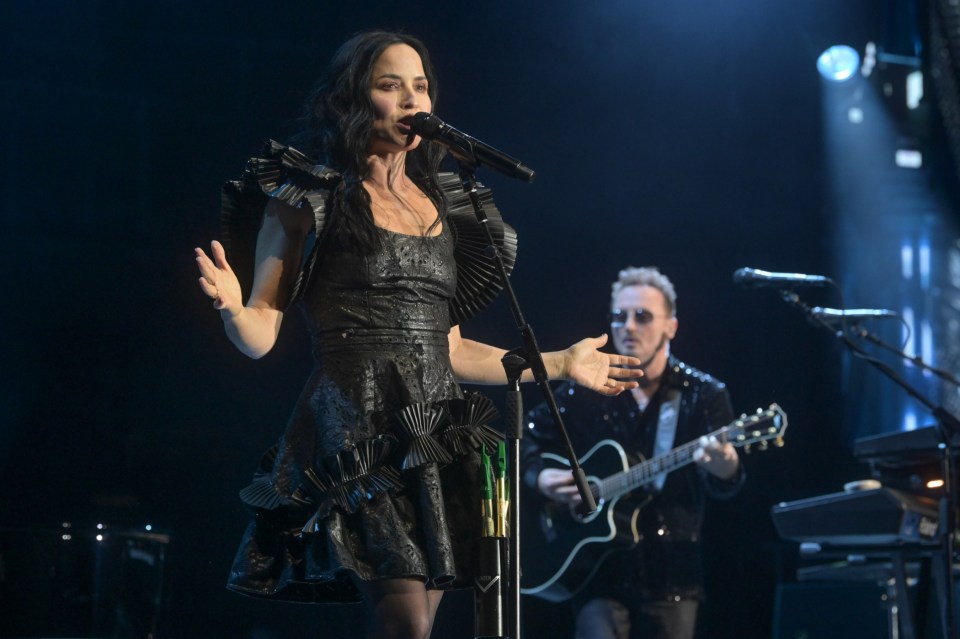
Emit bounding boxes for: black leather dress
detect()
[219,142,516,603]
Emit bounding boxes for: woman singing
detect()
[194,30,641,639]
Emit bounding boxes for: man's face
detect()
[610,285,677,364]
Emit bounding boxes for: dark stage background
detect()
[2,1,958,638]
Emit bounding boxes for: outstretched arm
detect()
[447,326,642,394]
[194,199,311,359]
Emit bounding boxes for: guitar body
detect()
[519,404,787,603]
[521,439,651,602]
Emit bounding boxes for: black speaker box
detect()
[773,583,891,639]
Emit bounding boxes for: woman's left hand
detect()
[561,334,644,395]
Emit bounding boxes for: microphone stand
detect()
[780,290,960,639]
[456,162,598,639]
[849,324,960,388]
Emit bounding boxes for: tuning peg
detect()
[775,437,785,448]
[758,440,769,451]
[744,444,752,454]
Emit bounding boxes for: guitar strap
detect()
[651,389,681,492]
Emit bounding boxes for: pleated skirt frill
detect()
[226,333,501,603]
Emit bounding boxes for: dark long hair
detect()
[294,30,446,253]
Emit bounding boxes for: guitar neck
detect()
[592,406,783,503]
[600,426,729,501]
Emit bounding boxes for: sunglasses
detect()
[608,308,664,327]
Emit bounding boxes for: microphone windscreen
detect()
[411,112,440,136]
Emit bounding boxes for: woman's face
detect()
[368,43,432,154]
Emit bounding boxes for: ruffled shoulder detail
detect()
[220,140,341,307]
[439,173,519,325]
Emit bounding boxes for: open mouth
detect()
[397,116,414,133]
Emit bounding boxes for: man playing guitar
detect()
[521,266,744,639]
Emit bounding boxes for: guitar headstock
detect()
[724,404,788,453]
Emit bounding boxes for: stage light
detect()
[895,149,922,168]
[817,45,861,82]
[906,70,923,109]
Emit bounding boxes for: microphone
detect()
[733,268,830,287]
[811,307,899,322]
[409,112,535,182]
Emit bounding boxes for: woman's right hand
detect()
[195,240,243,316]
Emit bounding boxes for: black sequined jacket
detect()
[521,355,744,600]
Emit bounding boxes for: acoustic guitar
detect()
[520,404,788,602]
